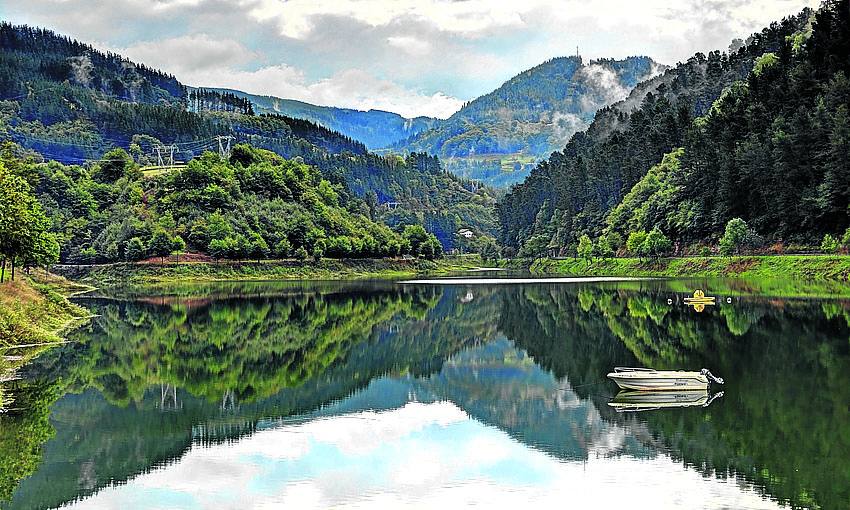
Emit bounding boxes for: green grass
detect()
[0,272,91,352]
[51,256,484,288]
[530,254,850,280]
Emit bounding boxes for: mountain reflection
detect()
[2,280,849,509]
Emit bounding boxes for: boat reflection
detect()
[608,390,724,412]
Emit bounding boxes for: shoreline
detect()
[523,254,850,281]
[0,272,94,368]
[50,256,486,288]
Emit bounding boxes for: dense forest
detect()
[187,88,254,115]
[1,141,448,265]
[0,23,496,253]
[393,56,660,186]
[498,0,850,257]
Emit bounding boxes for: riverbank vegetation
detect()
[51,255,482,287]
[0,272,89,349]
[529,254,850,281]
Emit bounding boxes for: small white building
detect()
[457,229,474,239]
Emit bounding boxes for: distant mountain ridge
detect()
[391,55,664,186]
[202,87,439,150]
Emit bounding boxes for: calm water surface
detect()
[2,277,850,509]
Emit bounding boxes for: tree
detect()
[148,230,175,264]
[208,238,233,260]
[518,234,550,259]
[821,233,839,253]
[626,231,648,260]
[247,232,269,263]
[603,232,623,256]
[596,234,616,260]
[95,148,133,183]
[125,237,147,261]
[420,237,443,260]
[171,235,186,264]
[274,239,292,259]
[841,227,850,252]
[643,227,672,260]
[0,163,56,281]
[719,218,754,255]
[294,246,309,262]
[402,225,430,256]
[577,235,593,264]
[19,232,60,271]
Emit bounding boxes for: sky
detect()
[63,401,781,509]
[1,0,819,119]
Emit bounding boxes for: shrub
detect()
[626,231,648,258]
[821,233,839,253]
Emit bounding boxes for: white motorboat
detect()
[606,367,724,391]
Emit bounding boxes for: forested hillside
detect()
[497,1,848,256]
[393,56,660,187]
[208,88,439,150]
[0,23,495,250]
[1,141,448,264]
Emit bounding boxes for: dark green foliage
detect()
[4,142,423,262]
[188,88,254,115]
[498,6,817,252]
[0,23,185,105]
[0,161,59,279]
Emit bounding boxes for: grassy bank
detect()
[0,272,91,351]
[51,256,484,288]
[529,255,850,281]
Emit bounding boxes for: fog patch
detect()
[68,53,94,86]
[575,64,632,111]
[551,112,588,145]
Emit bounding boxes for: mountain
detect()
[498,0,847,256]
[391,56,663,187]
[200,87,439,150]
[0,22,496,251]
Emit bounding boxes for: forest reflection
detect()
[2,280,849,509]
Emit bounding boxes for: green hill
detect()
[497,1,848,255]
[392,56,661,186]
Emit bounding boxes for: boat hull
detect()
[607,372,709,391]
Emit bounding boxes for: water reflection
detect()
[1,280,849,509]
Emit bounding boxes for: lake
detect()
[2,277,849,509]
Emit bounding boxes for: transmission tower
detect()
[216,135,234,158]
[153,145,164,166]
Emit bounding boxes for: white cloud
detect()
[177,64,463,119]
[119,35,258,74]
[65,401,783,510]
[4,0,820,118]
[248,0,530,39]
[387,36,431,57]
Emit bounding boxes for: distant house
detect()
[457,229,474,239]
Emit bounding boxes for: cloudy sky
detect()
[2,0,818,118]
